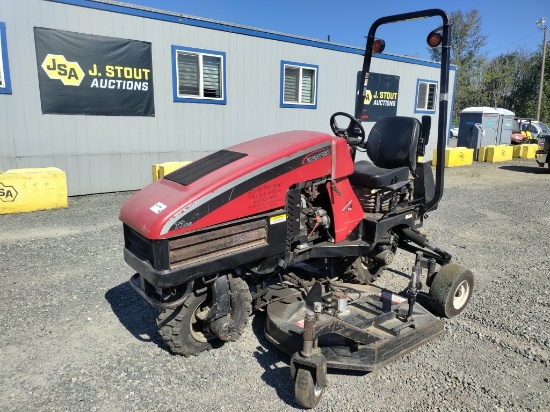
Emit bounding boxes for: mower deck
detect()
[265,282,444,371]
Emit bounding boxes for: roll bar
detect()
[354,9,450,213]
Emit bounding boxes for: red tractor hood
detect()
[120,130,351,239]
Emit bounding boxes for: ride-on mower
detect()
[120,9,473,408]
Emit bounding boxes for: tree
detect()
[428,9,487,122]
[496,49,540,118]
[486,44,549,122]
[526,42,550,123]
[426,9,549,124]
[480,51,530,109]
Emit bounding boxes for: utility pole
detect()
[536,17,547,121]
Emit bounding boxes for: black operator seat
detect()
[349,116,421,189]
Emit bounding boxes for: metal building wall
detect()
[0,0,456,195]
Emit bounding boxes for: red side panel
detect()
[331,138,355,179]
[327,178,365,242]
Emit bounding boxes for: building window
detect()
[415,79,437,113]
[280,61,318,109]
[172,45,226,104]
[0,22,12,94]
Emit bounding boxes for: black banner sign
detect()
[34,28,154,116]
[358,72,399,122]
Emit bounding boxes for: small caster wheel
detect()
[295,367,325,409]
[429,263,474,318]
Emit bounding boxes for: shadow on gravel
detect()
[250,312,298,408]
[384,267,410,280]
[250,309,370,407]
[105,281,161,346]
[499,165,549,174]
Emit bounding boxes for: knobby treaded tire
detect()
[295,368,324,409]
[351,255,384,285]
[156,277,252,356]
[429,263,474,319]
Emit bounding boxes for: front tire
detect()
[157,276,252,356]
[351,255,384,284]
[429,263,474,318]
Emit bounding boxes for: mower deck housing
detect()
[265,282,444,371]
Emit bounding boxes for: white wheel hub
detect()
[453,280,470,309]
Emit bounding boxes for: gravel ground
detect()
[1,158,549,411]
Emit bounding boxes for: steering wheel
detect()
[329,112,365,146]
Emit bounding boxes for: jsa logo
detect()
[41,54,85,86]
[0,183,18,202]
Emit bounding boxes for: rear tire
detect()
[429,263,474,318]
[157,277,252,356]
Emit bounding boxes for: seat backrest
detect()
[366,116,421,171]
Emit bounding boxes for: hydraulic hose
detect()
[400,227,451,261]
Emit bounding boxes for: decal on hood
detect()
[302,147,331,164]
[150,202,167,214]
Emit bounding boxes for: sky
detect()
[117,0,548,60]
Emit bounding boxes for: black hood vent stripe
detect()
[165,150,248,186]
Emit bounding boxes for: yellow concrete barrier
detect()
[0,167,68,214]
[512,145,522,158]
[477,145,494,162]
[520,144,538,159]
[152,161,192,181]
[433,147,474,167]
[486,145,513,163]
